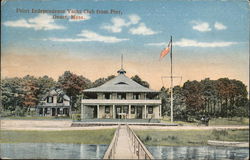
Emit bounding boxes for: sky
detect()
[1,0,249,90]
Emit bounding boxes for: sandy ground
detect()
[0,120,249,131]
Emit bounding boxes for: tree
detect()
[201,78,218,117]
[22,75,39,112]
[1,77,25,112]
[36,76,56,100]
[159,87,170,117]
[131,75,150,88]
[57,71,91,111]
[183,80,204,120]
[172,86,186,120]
[92,75,115,88]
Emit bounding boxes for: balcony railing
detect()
[81,99,161,105]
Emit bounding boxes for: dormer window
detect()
[47,96,53,103]
[57,96,63,103]
[115,82,128,85]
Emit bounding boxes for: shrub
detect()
[72,114,81,121]
[212,129,228,140]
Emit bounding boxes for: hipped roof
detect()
[83,74,158,93]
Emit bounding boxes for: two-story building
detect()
[81,68,161,120]
[37,89,71,116]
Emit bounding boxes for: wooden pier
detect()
[103,124,154,159]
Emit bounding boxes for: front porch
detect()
[37,106,70,117]
[81,103,161,120]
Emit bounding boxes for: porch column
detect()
[159,105,162,118]
[113,105,115,119]
[97,105,100,118]
[51,108,53,116]
[128,105,131,119]
[81,104,84,120]
[144,105,147,119]
[42,108,45,116]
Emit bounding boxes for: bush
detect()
[0,110,14,117]
[212,129,228,140]
[14,106,25,116]
[72,114,81,121]
[145,135,152,142]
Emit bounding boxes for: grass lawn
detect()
[209,117,249,126]
[0,129,115,144]
[1,116,71,120]
[161,117,249,126]
[135,129,249,146]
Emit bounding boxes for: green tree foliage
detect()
[161,78,249,120]
[57,71,91,111]
[1,75,56,115]
[92,75,115,88]
[1,77,25,111]
[131,75,150,88]
[183,80,204,119]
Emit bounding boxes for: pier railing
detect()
[126,124,154,159]
[103,124,120,159]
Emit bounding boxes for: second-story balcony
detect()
[81,99,161,105]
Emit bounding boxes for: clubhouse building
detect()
[81,67,162,120]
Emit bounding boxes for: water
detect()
[148,146,249,160]
[1,143,249,159]
[0,143,108,159]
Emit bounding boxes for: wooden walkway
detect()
[113,126,137,159]
[103,124,154,159]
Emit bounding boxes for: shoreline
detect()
[1,119,249,131]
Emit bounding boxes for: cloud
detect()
[102,17,129,33]
[146,39,237,48]
[65,11,91,22]
[174,39,237,47]
[102,14,140,33]
[4,14,65,30]
[191,21,211,32]
[45,30,128,43]
[128,14,141,24]
[214,22,227,30]
[129,23,158,35]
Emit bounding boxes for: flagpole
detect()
[170,36,173,122]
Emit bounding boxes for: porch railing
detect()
[103,124,121,159]
[126,124,154,159]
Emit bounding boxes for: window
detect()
[44,108,48,114]
[131,106,135,114]
[105,93,111,99]
[148,106,153,114]
[115,82,128,85]
[123,106,128,114]
[57,96,63,103]
[47,97,53,103]
[105,106,110,113]
[117,93,126,99]
[133,93,140,99]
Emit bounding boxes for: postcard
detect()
[1,0,249,159]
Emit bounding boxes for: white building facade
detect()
[81,68,161,120]
[37,89,71,116]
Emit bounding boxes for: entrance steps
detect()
[71,119,178,127]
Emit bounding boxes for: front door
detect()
[93,106,97,118]
[52,108,56,116]
[116,107,121,119]
[136,106,142,119]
